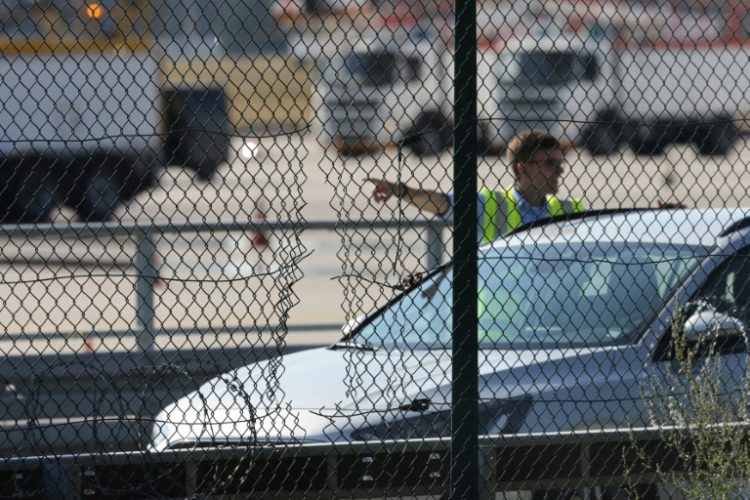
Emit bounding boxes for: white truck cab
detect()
[318,24,454,156]
[492,23,750,156]
[490,31,619,153]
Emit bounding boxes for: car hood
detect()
[150,344,628,449]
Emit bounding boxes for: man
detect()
[366,130,584,244]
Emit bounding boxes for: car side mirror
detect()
[683,309,744,343]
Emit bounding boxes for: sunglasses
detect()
[525,159,564,170]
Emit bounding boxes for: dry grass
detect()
[630,305,750,499]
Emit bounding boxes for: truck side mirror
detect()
[683,309,744,343]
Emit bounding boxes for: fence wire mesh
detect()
[2,0,750,498]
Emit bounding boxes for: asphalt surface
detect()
[2,133,750,357]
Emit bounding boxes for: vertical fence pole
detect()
[134,229,157,355]
[451,0,478,494]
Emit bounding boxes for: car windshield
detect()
[354,241,705,350]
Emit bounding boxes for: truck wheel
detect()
[0,159,55,223]
[333,137,372,157]
[165,87,231,180]
[582,125,619,156]
[628,128,666,156]
[116,155,157,202]
[582,111,620,156]
[695,121,737,156]
[73,167,121,222]
[408,112,452,157]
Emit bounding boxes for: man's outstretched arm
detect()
[364,178,451,215]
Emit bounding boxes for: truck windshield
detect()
[345,50,420,87]
[353,241,704,351]
[514,50,579,85]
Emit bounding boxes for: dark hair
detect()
[505,130,561,165]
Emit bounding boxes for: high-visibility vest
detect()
[477,187,584,341]
[479,187,584,244]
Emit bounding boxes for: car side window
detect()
[654,247,750,361]
[692,248,750,324]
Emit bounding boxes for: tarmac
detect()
[2,132,750,357]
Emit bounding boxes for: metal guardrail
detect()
[1,217,448,354]
[0,218,450,456]
[0,427,687,499]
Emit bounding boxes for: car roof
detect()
[491,208,750,250]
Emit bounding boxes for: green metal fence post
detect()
[450,0,478,494]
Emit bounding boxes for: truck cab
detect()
[491,17,750,157]
[490,32,618,153]
[318,24,453,156]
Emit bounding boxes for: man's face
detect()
[519,147,564,195]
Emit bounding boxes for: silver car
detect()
[151,208,750,449]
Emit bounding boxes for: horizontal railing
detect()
[1,217,449,357]
[0,426,699,499]
[0,217,450,455]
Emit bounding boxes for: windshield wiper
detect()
[330,341,377,352]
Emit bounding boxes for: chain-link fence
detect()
[3,0,750,498]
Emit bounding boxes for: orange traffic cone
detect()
[250,203,269,250]
[225,199,272,278]
[70,330,95,352]
[83,336,95,352]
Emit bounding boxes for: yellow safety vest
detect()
[479,187,584,244]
